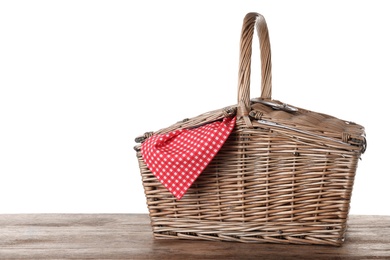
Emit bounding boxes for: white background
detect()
[0,0,389,214]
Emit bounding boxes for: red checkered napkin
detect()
[141,116,236,200]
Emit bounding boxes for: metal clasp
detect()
[251,98,298,112]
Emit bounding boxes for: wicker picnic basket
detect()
[134,12,366,246]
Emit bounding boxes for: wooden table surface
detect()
[0,214,389,259]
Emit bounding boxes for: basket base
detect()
[150,216,346,246]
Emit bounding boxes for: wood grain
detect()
[0,214,389,259]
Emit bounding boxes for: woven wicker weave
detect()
[134,12,366,246]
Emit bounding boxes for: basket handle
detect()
[237,12,272,123]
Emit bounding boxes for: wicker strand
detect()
[249,110,263,120]
[222,106,237,117]
[239,101,253,127]
[134,132,154,143]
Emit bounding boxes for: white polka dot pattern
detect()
[141,116,236,200]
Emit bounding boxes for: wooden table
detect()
[0,214,389,259]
